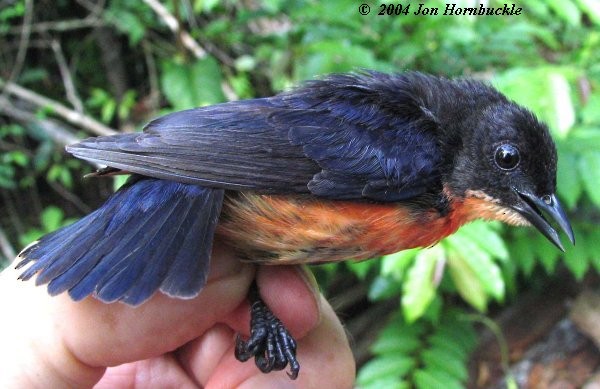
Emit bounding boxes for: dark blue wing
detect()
[273,71,442,200]
[68,99,318,193]
[67,71,443,202]
[17,178,223,305]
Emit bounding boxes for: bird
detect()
[16,70,575,379]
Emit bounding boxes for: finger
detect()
[224,265,321,338]
[176,323,235,385]
[179,265,322,386]
[94,354,198,389]
[257,265,321,338]
[202,295,355,389]
[58,244,255,367]
[0,243,254,388]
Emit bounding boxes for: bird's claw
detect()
[234,288,300,379]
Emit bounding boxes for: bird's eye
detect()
[494,144,520,170]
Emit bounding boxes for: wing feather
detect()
[68,71,444,201]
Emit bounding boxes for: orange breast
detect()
[217,194,474,264]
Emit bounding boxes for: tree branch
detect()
[2,0,33,89]
[142,0,238,101]
[5,18,105,35]
[0,96,81,146]
[142,39,160,112]
[142,0,207,59]
[50,39,84,114]
[0,78,117,137]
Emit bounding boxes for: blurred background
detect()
[1,0,599,387]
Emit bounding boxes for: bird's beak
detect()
[511,189,575,251]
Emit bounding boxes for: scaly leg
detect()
[234,281,300,379]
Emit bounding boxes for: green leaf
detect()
[261,0,286,13]
[445,235,504,300]
[194,0,221,13]
[3,151,29,167]
[446,254,488,312]
[501,258,519,298]
[494,68,576,138]
[356,355,415,385]
[19,228,44,247]
[41,206,65,233]
[413,369,463,389]
[229,74,254,99]
[421,348,468,381]
[421,295,443,323]
[525,2,551,19]
[563,128,600,153]
[456,221,508,262]
[436,316,478,353]
[381,249,419,279]
[357,377,409,389]
[587,229,600,273]
[371,324,423,354]
[234,55,257,72]
[547,72,576,137]
[294,40,392,81]
[0,1,24,21]
[368,275,403,300]
[576,0,600,25]
[47,164,62,183]
[113,175,130,191]
[581,93,600,124]
[161,57,226,111]
[426,332,469,361]
[160,61,193,110]
[563,238,589,280]
[346,260,374,280]
[118,90,137,120]
[534,236,561,274]
[0,123,25,137]
[106,10,146,44]
[509,233,536,275]
[547,0,581,27]
[0,164,16,189]
[371,335,422,356]
[101,99,116,123]
[556,151,582,209]
[401,246,444,322]
[578,152,600,207]
[59,167,73,189]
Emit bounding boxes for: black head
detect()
[444,92,574,250]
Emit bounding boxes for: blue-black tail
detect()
[16,178,224,306]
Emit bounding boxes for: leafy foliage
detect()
[360,221,508,321]
[161,57,226,110]
[357,309,477,389]
[19,206,77,247]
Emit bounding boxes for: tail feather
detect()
[17,216,98,279]
[90,194,195,303]
[160,189,223,298]
[17,178,224,306]
[62,195,188,301]
[42,198,169,296]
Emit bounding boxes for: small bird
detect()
[16,71,574,379]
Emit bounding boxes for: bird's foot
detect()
[235,282,300,379]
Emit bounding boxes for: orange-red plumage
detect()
[217,191,515,264]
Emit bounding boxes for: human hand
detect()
[0,243,355,388]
